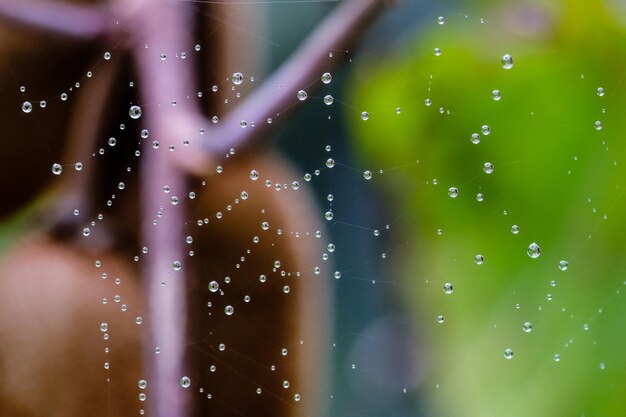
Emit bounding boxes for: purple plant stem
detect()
[124,1,201,416]
[195,0,391,160]
[0,0,110,40]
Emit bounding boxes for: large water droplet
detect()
[501,54,513,69]
[180,376,191,388]
[504,348,514,359]
[231,72,243,85]
[527,242,541,258]
[51,163,63,175]
[129,105,142,119]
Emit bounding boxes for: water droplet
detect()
[527,242,541,258]
[247,169,259,181]
[138,393,146,401]
[324,95,334,105]
[108,137,117,146]
[425,99,432,106]
[594,121,603,131]
[321,72,332,84]
[597,87,605,97]
[325,211,334,221]
[471,133,480,144]
[436,315,445,323]
[51,163,63,175]
[522,322,533,333]
[74,162,83,171]
[434,47,442,56]
[437,16,445,25]
[22,101,32,113]
[326,158,335,168]
[104,52,111,60]
[476,193,484,202]
[100,322,108,332]
[129,105,142,119]
[483,162,494,174]
[224,305,234,316]
[448,187,458,198]
[208,281,219,292]
[231,72,243,85]
[39,100,47,108]
[443,282,454,294]
[363,170,373,180]
[172,261,182,270]
[180,376,191,388]
[361,111,369,121]
[297,90,308,101]
[503,348,514,359]
[138,380,148,389]
[558,260,568,271]
[474,254,484,265]
[501,54,513,69]
[511,225,520,234]
[492,90,501,101]
[60,93,68,101]
[481,125,491,135]
[553,354,561,362]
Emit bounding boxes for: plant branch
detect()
[172,0,392,175]
[122,0,200,416]
[0,0,111,40]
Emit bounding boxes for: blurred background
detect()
[1,0,625,416]
[270,0,626,416]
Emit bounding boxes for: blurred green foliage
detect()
[348,1,626,416]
